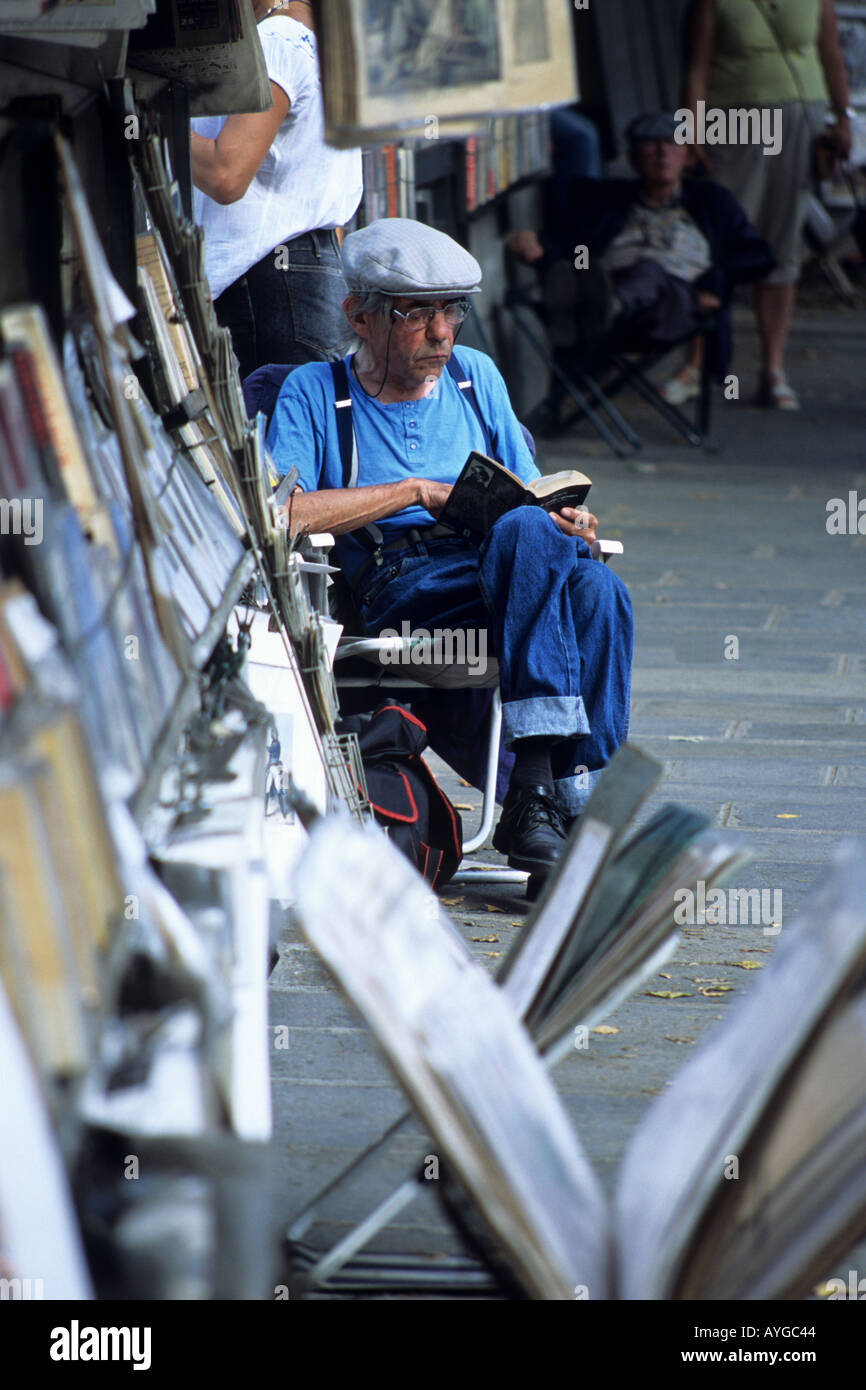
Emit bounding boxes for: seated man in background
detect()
[266,218,633,878]
[507,111,774,407]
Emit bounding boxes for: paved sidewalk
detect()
[268,300,866,1291]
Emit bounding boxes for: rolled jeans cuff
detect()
[554,767,604,817]
[501,694,590,747]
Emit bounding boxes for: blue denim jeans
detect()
[357,507,634,815]
[214,229,352,380]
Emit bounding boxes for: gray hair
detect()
[346,289,393,317]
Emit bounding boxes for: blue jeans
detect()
[214,229,352,380]
[357,507,634,815]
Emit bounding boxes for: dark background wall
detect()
[576,0,693,159]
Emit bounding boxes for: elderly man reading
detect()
[266,218,633,876]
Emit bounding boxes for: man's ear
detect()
[343,294,370,339]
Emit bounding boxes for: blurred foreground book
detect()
[288,748,866,1297]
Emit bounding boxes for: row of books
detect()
[465,113,551,213]
[0,112,326,1298]
[360,145,417,225]
[0,573,278,1296]
[358,113,551,229]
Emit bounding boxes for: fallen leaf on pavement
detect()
[440,896,464,906]
[484,904,505,912]
[732,960,764,970]
[645,990,694,999]
[591,1025,619,1035]
[665,1036,695,1044]
[483,951,502,958]
[470,935,499,943]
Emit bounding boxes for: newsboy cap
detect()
[342,218,482,297]
[626,111,680,145]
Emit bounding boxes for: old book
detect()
[0,304,99,516]
[439,451,592,540]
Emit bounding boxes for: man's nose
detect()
[425,310,453,337]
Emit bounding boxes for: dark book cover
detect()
[440,452,591,541]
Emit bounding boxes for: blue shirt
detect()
[266,346,540,583]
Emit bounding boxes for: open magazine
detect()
[286,746,866,1300]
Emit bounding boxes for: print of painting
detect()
[363,0,502,96]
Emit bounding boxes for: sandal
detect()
[660,365,701,405]
[760,370,800,411]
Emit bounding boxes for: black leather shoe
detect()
[492,782,569,875]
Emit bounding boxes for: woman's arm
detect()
[682,0,716,112]
[190,80,290,204]
[818,0,853,158]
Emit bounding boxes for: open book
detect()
[439,452,593,541]
[285,750,866,1300]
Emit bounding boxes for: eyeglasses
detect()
[390,300,471,331]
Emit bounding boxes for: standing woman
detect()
[679,0,852,409]
[190,0,363,379]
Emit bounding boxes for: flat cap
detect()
[342,218,482,298]
[626,111,680,144]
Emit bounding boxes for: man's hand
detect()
[550,506,598,541]
[696,289,722,311]
[506,229,545,264]
[416,479,452,517]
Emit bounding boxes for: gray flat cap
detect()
[342,218,482,298]
[626,111,680,144]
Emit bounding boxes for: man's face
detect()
[631,137,690,188]
[363,297,461,389]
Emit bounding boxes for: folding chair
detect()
[502,264,718,450]
[501,283,643,458]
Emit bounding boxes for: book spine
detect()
[465,136,477,214]
[8,347,56,493]
[384,144,398,218]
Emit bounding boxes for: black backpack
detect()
[339,702,464,889]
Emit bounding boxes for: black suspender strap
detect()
[330,358,382,555]
[444,352,498,460]
[330,358,357,488]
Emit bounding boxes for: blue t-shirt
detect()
[265,346,540,583]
